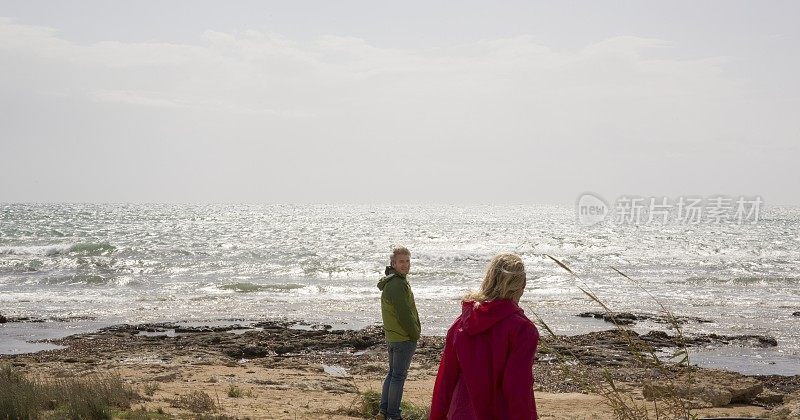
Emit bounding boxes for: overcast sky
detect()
[0,1,798,204]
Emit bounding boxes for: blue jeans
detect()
[380,340,417,419]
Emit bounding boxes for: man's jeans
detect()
[380,340,417,419]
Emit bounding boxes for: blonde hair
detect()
[465,253,526,303]
[390,245,410,264]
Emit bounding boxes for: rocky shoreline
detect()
[2,315,800,418]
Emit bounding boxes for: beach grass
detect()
[169,390,217,413]
[0,363,139,419]
[340,389,430,420]
[0,364,38,419]
[227,384,243,398]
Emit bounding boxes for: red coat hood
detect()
[460,299,523,335]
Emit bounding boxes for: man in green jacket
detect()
[377,246,421,420]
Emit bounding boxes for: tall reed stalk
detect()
[530,255,696,420]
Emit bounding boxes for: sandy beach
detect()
[3,319,799,419]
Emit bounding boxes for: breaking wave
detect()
[0,242,116,257]
[219,282,305,293]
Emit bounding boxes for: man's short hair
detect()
[390,245,410,263]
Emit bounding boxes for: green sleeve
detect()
[385,280,420,340]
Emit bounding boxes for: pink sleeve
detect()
[502,321,539,419]
[429,323,461,420]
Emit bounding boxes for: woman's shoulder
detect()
[506,312,539,335]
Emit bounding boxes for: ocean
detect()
[1,203,798,375]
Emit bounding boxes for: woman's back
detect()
[430,299,539,420]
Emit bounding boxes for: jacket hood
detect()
[460,299,523,335]
[377,266,405,290]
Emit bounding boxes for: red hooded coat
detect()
[430,299,539,420]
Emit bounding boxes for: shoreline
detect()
[3,310,798,376]
[2,320,799,418]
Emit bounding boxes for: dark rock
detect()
[274,345,293,355]
[174,327,206,333]
[538,329,648,367]
[537,328,781,370]
[641,330,676,347]
[793,311,800,317]
[686,333,777,348]
[577,311,636,325]
[223,348,244,359]
[751,374,800,395]
[577,311,712,326]
[349,337,376,350]
[9,316,45,323]
[752,335,778,347]
[0,315,95,323]
[242,346,268,358]
[49,316,96,322]
[638,330,777,349]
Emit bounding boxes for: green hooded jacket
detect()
[377,266,421,342]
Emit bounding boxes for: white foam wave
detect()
[0,244,73,256]
[0,242,116,257]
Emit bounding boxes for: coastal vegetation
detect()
[342,389,429,420]
[0,364,138,419]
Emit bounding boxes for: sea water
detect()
[1,203,798,374]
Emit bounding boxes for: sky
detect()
[0,1,798,204]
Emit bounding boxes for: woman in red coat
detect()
[430,253,539,420]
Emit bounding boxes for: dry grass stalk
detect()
[538,254,695,420]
